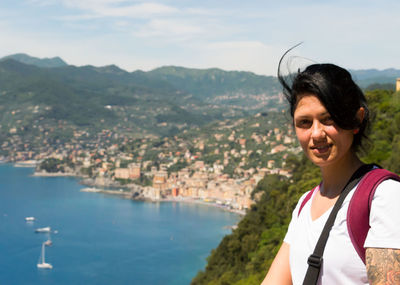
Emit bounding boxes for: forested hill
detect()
[0,54,282,140]
[1,53,67,68]
[191,88,400,285]
[148,66,280,101]
[350,68,400,89]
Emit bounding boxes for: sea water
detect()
[0,164,240,285]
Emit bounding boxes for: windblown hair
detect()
[277,48,369,150]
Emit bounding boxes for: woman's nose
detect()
[311,121,326,140]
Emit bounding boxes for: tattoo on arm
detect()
[366,248,400,285]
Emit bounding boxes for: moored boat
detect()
[37,242,53,269]
[35,227,51,233]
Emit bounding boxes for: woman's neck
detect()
[319,153,363,198]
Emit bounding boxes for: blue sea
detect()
[0,164,240,285]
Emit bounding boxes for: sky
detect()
[0,0,399,75]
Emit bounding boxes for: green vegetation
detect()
[39,158,65,173]
[191,88,400,285]
[350,68,400,88]
[168,160,188,174]
[148,66,280,101]
[115,178,131,185]
[191,156,318,285]
[1,53,67,68]
[0,57,282,149]
[362,90,400,171]
[3,54,400,284]
[38,157,75,173]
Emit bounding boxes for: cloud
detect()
[206,41,266,51]
[94,2,177,18]
[189,40,284,75]
[133,18,205,39]
[11,0,400,75]
[60,0,178,18]
[26,0,236,44]
[53,1,216,42]
[26,0,58,6]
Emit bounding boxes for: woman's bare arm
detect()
[261,242,292,285]
[366,248,400,285]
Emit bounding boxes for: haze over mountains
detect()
[1,53,68,68]
[0,54,282,140]
[0,53,399,141]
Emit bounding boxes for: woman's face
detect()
[293,94,355,168]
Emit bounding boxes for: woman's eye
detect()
[296,119,312,128]
[322,117,334,125]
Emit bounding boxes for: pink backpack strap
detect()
[347,168,400,264]
[298,185,319,217]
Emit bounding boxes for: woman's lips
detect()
[310,144,332,154]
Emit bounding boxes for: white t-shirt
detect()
[284,179,400,285]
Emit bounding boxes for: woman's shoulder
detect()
[366,166,400,195]
[365,171,400,249]
[294,185,320,214]
[375,177,400,193]
[370,174,400,208]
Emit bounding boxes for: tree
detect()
[39,158,63,173]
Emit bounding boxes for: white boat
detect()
[37,242,53,269]
[25,217,35,222]
[35,227,51,233]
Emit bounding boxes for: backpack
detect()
[297,167,400,264]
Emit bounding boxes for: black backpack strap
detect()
[302,164,375,285]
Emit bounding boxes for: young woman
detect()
[262,63,400,284]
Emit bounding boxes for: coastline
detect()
[80,186,246,216]
[32,171,77,177]
[80,187,132,198]
[2,164,239,285]
[34,170,246,216]
[165,197,247,216]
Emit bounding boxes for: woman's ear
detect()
[353,107,365,134]
[356,107,365,125]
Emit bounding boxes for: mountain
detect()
[0,56,283,151]
[148,66,279,98]
[1,53,398,147]
[148,66,282,111]
[0,58,203,138]
[350,68,400,88]
[1,53,68,68]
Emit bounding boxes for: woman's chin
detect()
[307,154,333,167]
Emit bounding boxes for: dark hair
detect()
[278,55,369,150]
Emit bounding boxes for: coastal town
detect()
[1,112,301,214]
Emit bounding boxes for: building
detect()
[128,163,141,179]
[171,188,179,197]
[115,168,130,179]
[267,160,275,169]
[143,186,161,200]
[397,78,400,92]
[238,138,246,147]
[178,168,190,179]
[271,144,287,154]
[193,160,205,170]
[153,171,168,191]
